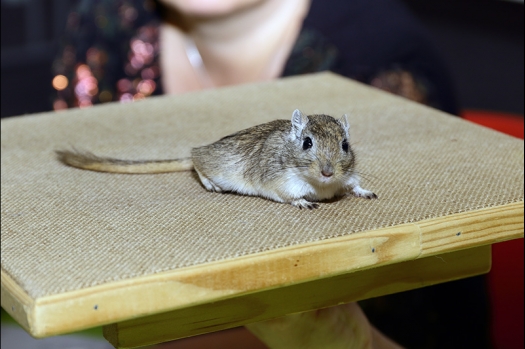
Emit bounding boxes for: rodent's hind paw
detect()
[200,177,223,193]
[291,199,319,210]
[352,186,378,200]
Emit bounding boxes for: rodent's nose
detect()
[321,163,334,177]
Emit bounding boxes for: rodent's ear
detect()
[339,114,350,133]
[291,109,308,139]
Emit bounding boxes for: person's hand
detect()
[245,303,404,349]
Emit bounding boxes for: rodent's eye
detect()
[302,137,313,150]
[342,139,349,152]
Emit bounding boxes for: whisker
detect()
[353,170,378,182]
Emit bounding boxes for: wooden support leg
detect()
[103,245,491,349]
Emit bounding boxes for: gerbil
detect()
[57,109,377,209]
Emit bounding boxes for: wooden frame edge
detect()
[1,269,34,333]
[105,245,493,348]
[419,201,524,256]
[4,201,524,338]
[29,223,421,337]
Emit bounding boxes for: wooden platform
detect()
[1,73,523,348]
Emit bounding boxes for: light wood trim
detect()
[419,201,524,257]
[27,223,421,337]
[104,245,492,348]
[2,202,522,339]
[1,270,34,332]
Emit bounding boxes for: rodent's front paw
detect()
[352,186,378,200]
[291,199,319,210]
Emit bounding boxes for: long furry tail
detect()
[56,150,193,174]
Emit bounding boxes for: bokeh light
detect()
[120,93,133,103]
[52,75,69,91]
[99,90,113,103]
[73,63,99,108]
[53,99,68,111]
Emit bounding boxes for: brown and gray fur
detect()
[57,110,376,209]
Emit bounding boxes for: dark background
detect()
[1,0,524,118]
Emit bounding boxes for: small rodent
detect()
[57,109,377,209]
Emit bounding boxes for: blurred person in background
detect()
[53,1,490,348]
[52,0,458,114]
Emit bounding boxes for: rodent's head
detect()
[288,109,356,185]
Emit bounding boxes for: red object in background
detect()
[462,110,524,139]
[461,110,524,349]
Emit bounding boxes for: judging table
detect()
[1,73,523,348]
